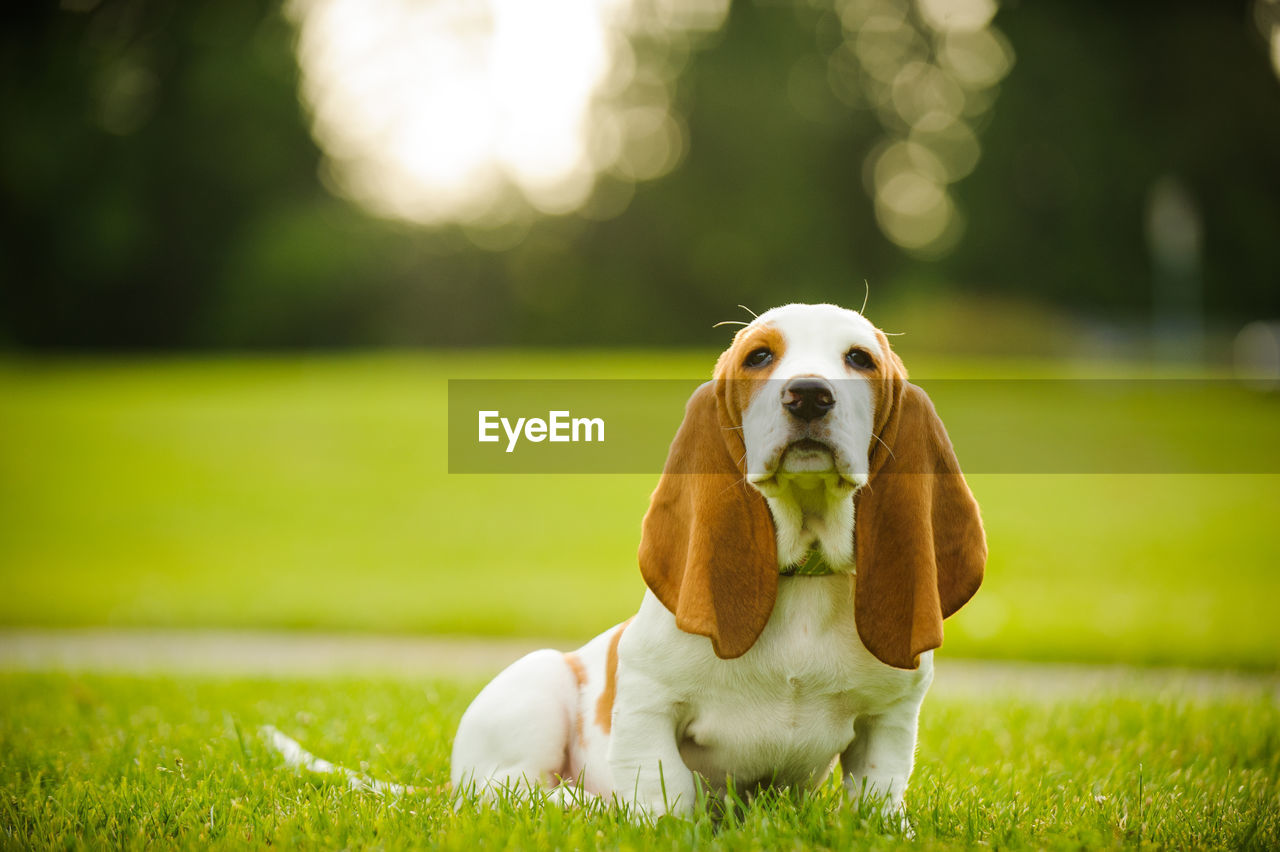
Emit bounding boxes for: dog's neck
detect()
[763,473,856,571]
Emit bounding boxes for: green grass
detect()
[1,352,1278,667]
[1,671,1276,849]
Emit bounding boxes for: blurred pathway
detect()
[1,628,1276,701]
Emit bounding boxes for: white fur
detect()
[451,304,929,825]
[741,304,882,568]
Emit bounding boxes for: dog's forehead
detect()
[754,303,883,361]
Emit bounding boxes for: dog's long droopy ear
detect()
[854,375,986,670]
[638,381,777,659]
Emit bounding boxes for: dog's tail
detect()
[261,725,417,796]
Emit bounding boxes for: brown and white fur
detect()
[450,303,986,823]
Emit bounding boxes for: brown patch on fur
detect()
[563,652,587,687]
[868,328,902,440]
[853,345,986,669]
[563,652,588,747]
[633,321,790,662]
[637,379,778,659]
[715,323,786,428]
[594,619,632,733]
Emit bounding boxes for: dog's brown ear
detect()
[854,375,986,670]
[639,381,778,659]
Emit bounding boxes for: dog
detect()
[450,302,986,822]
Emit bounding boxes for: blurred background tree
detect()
[1,0,1277,350]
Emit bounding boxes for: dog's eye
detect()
[845,349,874,370]
[743,347,773,369]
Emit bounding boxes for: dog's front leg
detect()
[839,696,925,832]
[607,667,696,820]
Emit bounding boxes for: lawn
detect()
[1,671,1276,849]
[1,352,1278,668]
[2,352,1278,849]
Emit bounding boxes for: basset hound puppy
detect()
[451,302,986,822]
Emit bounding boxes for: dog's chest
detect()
[671,577,918,788]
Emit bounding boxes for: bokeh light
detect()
[829,0,1012,256]
[285,0,726,238]
[1256,0,1280,79]
[1234,320,1280,390]
[287,0,1010,256]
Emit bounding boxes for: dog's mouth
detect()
[746,437,867,492]
[747,435,867,492]
[785,437,833,455]
[779,438,836,473]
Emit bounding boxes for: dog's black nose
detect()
[783,377,835,421]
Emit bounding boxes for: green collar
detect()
[780,548,843,576]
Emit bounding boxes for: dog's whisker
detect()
[737,304,759,319]
[871,431,896,460]
[713,320,751,328]
[860,279,870,315]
